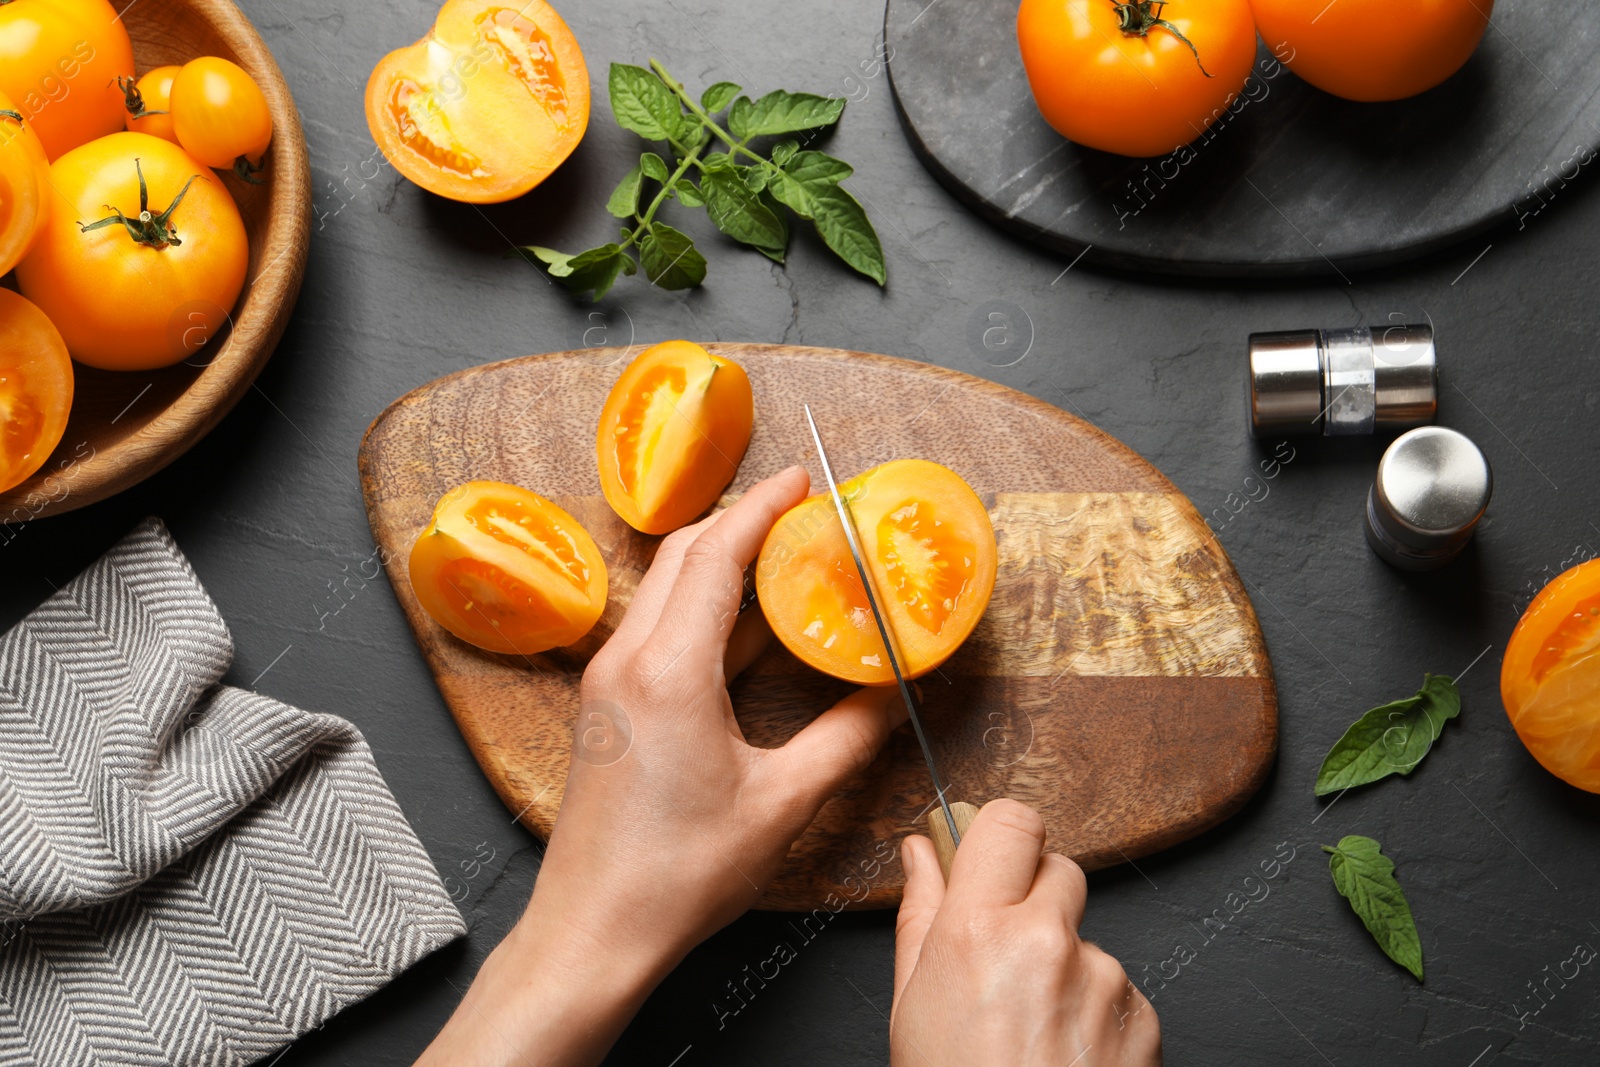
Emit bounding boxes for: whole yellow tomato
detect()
[0,288,73,494]
[171,57,273,179]
[16,132,249,371]
[1250,0,1491,102]
[0,0,135,160]
[121,65,183,145]
[1016,0,1257,157]
[0,89,51,276]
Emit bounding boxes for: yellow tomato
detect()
[0,288,73,494]
[170,57,273,180]
[0,90,50,276]
[121,65,182,145]
[0,0,135,160]
[16,132,248,371]
[1502,559,1600,792]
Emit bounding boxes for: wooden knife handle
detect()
[926,801,981,882]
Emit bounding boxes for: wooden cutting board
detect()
[359,345,1276,910]
[885,0,1600,276]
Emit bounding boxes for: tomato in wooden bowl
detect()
[756,459,997,686]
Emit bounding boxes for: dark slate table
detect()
[5,0,1599,1063]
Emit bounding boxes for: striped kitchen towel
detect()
[0,518,466,1065]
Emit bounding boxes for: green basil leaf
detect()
[639,222,706,289]
[674,178,704,207]
[640,151,669,182]
[1314,675,1460,796]
[605,165,643,219]
[1323,836,1423,981]
[727,95,754,139]
[736,90,845,137]
[702,168,786,251]
[771,139,799,167]
[701,81,741,114]
[609,63,681,141]
[785,149,853,186]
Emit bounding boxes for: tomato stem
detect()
[649,59,775,174]
[232,154,266,185]
[1110,0,1212,78]
[117,76,167,120]
[78,159,202,250]
[0,109,21,123]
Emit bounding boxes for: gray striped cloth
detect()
[0,518,466,1065]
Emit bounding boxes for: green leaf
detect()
[743,165,772,193]
[518,243,635,300]
[769,174,884,284]
[640,151,669,182]
[1323,836,1423,981]
[606,165,643,219]
[1315,675,1460,796]
[674,179,704,207]
[702,167,787,251]
[701,81,741,114]
[771,139,799,167]
[639,223,706,289]
[785,149,852,186]
[727,95,754,139]
[734,90,845,138]
[609,63,682,141]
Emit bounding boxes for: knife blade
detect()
[802,403,966,853]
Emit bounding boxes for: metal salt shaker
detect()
[1364,427,1493,571]
[1247,324,1438,438]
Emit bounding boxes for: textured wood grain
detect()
[885,0,1600,276]
[0,0,311,520]
[359,345,1278,910]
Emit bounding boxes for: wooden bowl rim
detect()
[0,0,311,519]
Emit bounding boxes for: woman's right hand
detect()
[890,799,1162,1066]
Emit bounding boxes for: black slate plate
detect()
[884,0,1600,277]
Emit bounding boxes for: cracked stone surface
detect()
[2,0,1598,1063]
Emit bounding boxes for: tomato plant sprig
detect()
[518,60,885,300]
[1111,1,1212,77]
[77,159,200,249]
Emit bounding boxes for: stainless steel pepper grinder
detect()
[1248,324,1438,438]
[1364,427,1493,571]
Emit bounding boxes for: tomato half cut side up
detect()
[0,288,73,494]
[597,340,753,535]
[409,481,609,655]
[365,0,590,203]
[756,459,998,686]
[1501,558,1600,793]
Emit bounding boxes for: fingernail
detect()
[782,463,805,478]
[901,842,915,876]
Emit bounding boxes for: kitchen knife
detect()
[803,404,979,881]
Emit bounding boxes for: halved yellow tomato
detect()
[0,288,73,494]
[0,91,50,276]
[756,459,997,685]
[410,480,608,655]
[364,0,590,203]
[1502,559,1600,793]
[597,340,753,535]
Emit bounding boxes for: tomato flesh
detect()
[1016,0,1257,158]
[365,0,590,204]
[0,288,73,494]
[1502,559,1600,793]
[757,459,997,685]
[409,480,608,655]
[1249,0,1491,102]
[597,340,753,535]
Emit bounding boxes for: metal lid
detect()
[1364,427,1492,570]
[1247,325,1439,438]
[1247,330,1322,438]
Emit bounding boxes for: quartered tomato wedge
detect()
[365,0,590,203]
[756,459,997,686]
[597,340,753,535]
[0,288,74,494]
[0,92,50,276]
[1502,559,1600,793]
[409,480,608,655]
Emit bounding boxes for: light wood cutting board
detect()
[359,344,1276,910]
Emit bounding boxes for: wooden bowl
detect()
[0,0,310,521]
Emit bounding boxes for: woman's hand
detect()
[891,800,1162,1067]
[417,465,908,1067]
